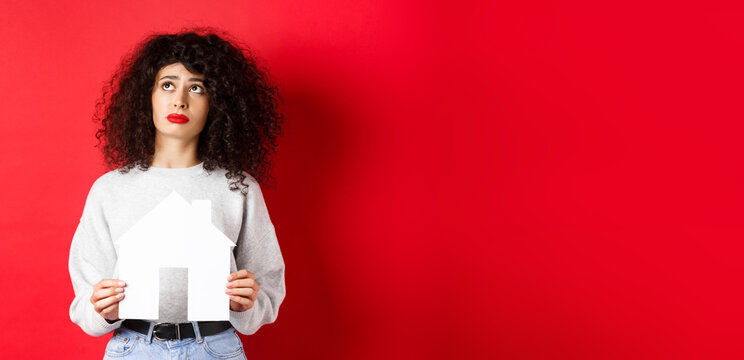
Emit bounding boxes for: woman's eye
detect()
[162,82,174,90]
[191,85,205,94]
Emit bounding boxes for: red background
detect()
[1,0,743,358]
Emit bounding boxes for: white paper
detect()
[115,190,235,321]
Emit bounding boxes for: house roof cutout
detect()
[115,190,235,248]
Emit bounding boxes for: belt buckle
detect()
[154,322,180,341]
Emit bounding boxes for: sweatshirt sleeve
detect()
[229,179,287,335]
[68,180,124,336]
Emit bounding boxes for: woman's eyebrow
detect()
[159,75,204,83]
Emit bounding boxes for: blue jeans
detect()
[102,321,247,359]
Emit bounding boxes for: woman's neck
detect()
[151,135,201,168]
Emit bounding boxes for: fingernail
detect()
[118,281,125,286]
[226,289,232,293]
[116,288,124,293]
[226,275,232,280]
[116,293,124,299]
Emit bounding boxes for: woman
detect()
[68,29,286,359]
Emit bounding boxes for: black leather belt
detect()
[122,319,233,340]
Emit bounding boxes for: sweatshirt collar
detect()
[141,161,206,178]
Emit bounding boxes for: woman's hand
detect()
[226,269,260,312]
[90,279,126,323]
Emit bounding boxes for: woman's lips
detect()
[167,113,189,124]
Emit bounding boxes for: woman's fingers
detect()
[90,279,126,302]
[225,287,258,300]
[226,276,261,303]
[226,278,259,289]
[92,292,125,313]
[100,302,120,317]
[225,273,259,311]
[93,279,126,290]
[91,285,125,302]
[228,269,255,280]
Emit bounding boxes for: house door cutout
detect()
[158,267,188,322]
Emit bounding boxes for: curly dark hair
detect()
[93,27,284,195]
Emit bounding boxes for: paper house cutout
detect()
[114,190,235,321]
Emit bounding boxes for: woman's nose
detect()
[173,90,188,109]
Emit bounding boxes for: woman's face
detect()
[151,62,210,143]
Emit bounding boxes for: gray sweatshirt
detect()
[67,162,286,336]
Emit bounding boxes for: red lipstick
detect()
[167,113,189,124]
